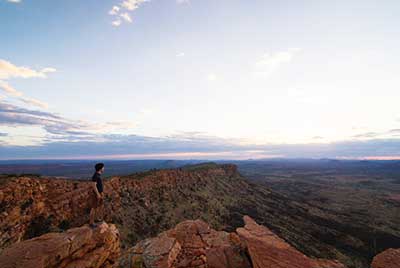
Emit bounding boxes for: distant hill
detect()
[0,159,202,178]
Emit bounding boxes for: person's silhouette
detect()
[88,163,104,227]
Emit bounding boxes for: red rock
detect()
[167,220,209,249]
[237,216,344,268]
[206,246,251,268]
[371,248,400,268]
[0,165,238,251]
[121,216,345,268]
[121,219,251,268]
[142,233,182,268]
[0,222,120,268]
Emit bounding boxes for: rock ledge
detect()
[0,222,120,268]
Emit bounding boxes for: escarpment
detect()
[0,164,241,250]
[1,163,399,267]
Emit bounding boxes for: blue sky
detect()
[1,0,400,159]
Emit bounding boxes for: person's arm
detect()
[91,181,101,199]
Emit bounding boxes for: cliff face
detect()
[0,164,240,250]
[0,176,94,249]
[0,222,120,268]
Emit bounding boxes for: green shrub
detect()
[58,220,70,230]
[20,198,33,212]
[24,215,54,239]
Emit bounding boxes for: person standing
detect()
[89,163,105,227]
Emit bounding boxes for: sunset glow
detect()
[1,0,400,159]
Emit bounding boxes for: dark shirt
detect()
[92,172,103,193]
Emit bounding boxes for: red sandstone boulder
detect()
[236,216,344,268]
[371,248,400,268]
[120,219,251,268]
[141,233,181,268]
[121,216,346,268]
[0,222,120,268]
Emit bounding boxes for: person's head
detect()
[95,163,105,174]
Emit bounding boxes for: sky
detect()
[1,0,400,160]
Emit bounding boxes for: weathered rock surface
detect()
[371,248,400,268]
[0,222,120,268]
[237,216,344,268]
[0,212,393,268]
[120,219,251,268]
[0,176,105,249]
[121,216,344,268]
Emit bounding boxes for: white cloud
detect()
[120,12,133,23]
[109,0,188,27]
[112,19,122,27]
[121,0,149,10]
[6,0,21,3]
[109,0,149,27]
[0,59,56,80]
[176,52,185,57]
[19,96,49,109]
[0,102,138,147]
[255,48,301,77]
[0,80,23,97]
[0,59,55,109]
[41,67,57,74]
[109,6,120,15]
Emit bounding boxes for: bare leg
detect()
[97,199,104,222]
[96,204,104,222]
[89,208,96,225]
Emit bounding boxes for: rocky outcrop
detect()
[0,212,394,268]
[0,222,120,268]
[371,248,400,268]
[120,219,251,268]
[120,216,344,268]
[237,216,345,268]
[0,176,103,249]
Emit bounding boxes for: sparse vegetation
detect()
[24,215,54,239]
[182,162,219,171]
[20,198,33,212]
[58,220,70,230]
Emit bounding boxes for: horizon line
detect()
[1,156,400,162]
